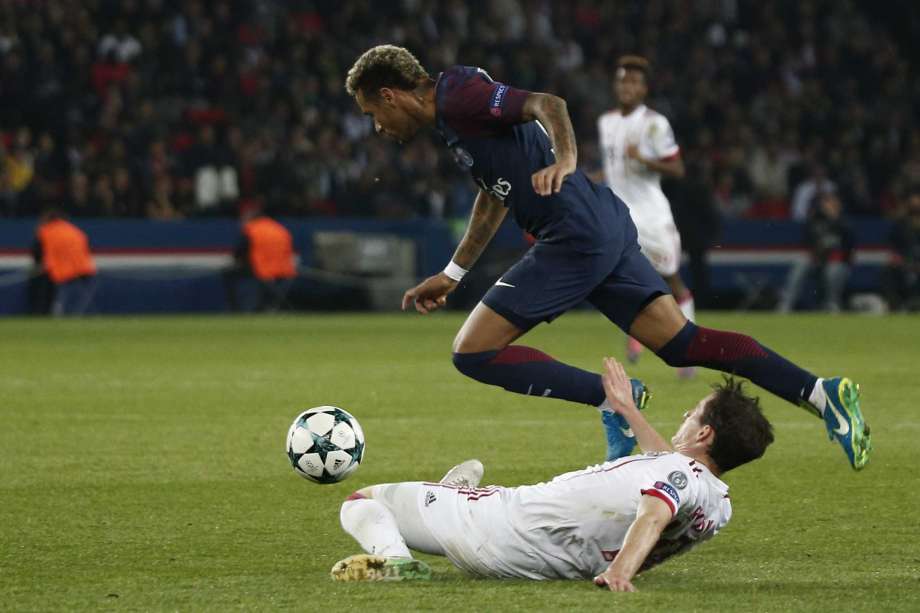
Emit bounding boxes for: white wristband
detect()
[442,260,468,282]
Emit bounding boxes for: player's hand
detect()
[401,273,456,314]
[625,143,642,161]
[531,156,576,196]
[594,572,637,592]
[601,357,638,414]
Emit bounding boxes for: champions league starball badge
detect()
[668,471,688,490]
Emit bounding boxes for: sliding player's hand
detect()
[601,357,638,414]
[594,572,637,592]
[401,273,456,314]
[531,157,576,196]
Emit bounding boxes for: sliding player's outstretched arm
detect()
[521,93,577,195]
[601,357,672,453]
[401,190,507,314]
[594,494,672,592]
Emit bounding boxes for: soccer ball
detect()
[286,406,365,484]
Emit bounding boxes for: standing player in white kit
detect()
[330,357,774,591]
[597,56,695,376]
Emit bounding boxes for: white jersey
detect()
[417,452,732,580]
[598,104,679,227]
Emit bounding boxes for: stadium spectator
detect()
[224,204,296,312]
[146,175,183,220]
[747,141,796,219]
[0,127,35,215]
[97,20,142,64]
[66,172,103,217]
[111,166,142,217]
[32,210,97,316]
[883,189,920,311]
[778,193,855,313]
[0,1,914,220]
[790,164,836,222]
[31,132,66,213]
[183,125,240,215]
[713,147,755,219]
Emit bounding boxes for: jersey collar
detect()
[432,71,475,169]
[432,71,459,147]
[621,103,647,118]
[694,461,730,496]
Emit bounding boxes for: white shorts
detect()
[635,218,682,277]
[371,482,444,555]
[373,481,535,578]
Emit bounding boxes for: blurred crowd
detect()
[1,0,918,224]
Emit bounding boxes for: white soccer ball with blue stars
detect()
[286,406,365,484]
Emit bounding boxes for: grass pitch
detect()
[1,312,919,612]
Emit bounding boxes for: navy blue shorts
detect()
[482,239,670,333]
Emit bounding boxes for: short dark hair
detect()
[345,45,430,98]
[700,377,774,473]
[617,55,650,79]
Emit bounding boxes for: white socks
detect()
[678,293,695,322]
[808,378,827,414]
[340,498,412,559]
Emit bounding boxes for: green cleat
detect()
[330,555,432,582]
[821,377,871,471]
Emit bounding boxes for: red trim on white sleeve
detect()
[659,148,681,162]
[641,488,677,516]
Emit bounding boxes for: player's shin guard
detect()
[340,498,412,559]
[656,321,818,406]
[452,346,605,406]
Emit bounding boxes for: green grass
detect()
[1,313,919,612]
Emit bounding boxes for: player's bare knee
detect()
[451,330,467,354]
[452,328,497,354]
[453,329,514,354]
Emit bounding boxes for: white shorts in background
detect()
[635,219,682,277]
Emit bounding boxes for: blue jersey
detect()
[434,65,632,252]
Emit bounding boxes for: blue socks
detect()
[452,346,605,406]
[656,321,818,405]
[452,324,819,409]
[452,346,637,462]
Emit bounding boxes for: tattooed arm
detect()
[522,93,578,195]
[401,190,507,314]
[451,190,508,269]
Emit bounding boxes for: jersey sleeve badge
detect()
[668,470,688,490]
[489,84,510,117]
[641,480,682,515]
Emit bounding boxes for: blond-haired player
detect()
[346,44,869,471]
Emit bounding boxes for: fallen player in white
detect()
[331,357,774,591]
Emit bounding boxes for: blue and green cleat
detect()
[821,377,871,471]
[601,378,651,462]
